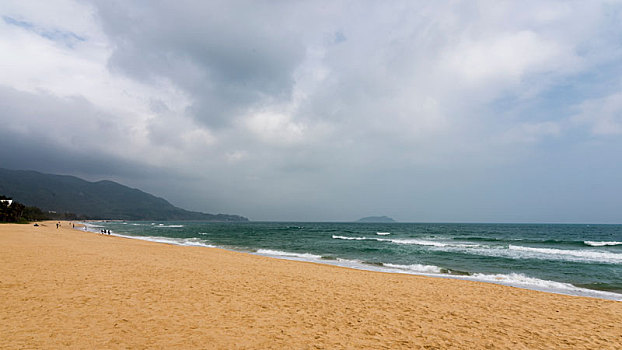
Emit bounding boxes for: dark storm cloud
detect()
[92,0,306,126]
[0,85,150,179]
[0,127,152,181]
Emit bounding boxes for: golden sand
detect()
[1,221,620,349]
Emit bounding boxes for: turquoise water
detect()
[86,221,622,300]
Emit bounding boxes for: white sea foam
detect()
[179,237,215,247]
[255,249,323,260]
[331,235,480,248]
[154,224,185,228]
[389,238,449,247]
[472,272,575,289]
[376,232,391,236]
[331,235,437,245]
[584,241,622,247]
[388,239,483,248]
[383,263,442,274]
[332,235,370,241]
[468,272,622,301]
[112,234,215,248]
[508,245,622,264]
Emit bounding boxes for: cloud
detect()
[572,91,622,135]
[91,0,311,127]
[2,0,622,222]
[442,30,565,86]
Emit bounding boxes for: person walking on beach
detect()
[56,222,59,229]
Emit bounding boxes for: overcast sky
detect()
[1,1,622,222]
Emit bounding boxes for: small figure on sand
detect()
[56,222,60,229]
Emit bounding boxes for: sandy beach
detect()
[1,222,620,349]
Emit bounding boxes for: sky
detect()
[1,1,622,223]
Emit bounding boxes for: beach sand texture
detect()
[1,222,620,349]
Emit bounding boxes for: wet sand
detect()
[1,221,620,349]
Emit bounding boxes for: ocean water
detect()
[84,221,622,301]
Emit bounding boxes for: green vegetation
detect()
[0,195,24,222]
[1,194,83,223]
[0,169,248,221]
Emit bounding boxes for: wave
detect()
[453,236,515,243]
[584,241,622,247]
[508,245,622,264]
[371,262,621,300]
[331,235,481,248]
[155,224,185,228]
[471,272,574,289]
[332,235,369,241]
[255,249,323,260]
[389,238,482,248]
[389,238,450,247]
[454,237,622,248]
[332,235,621,264]
[383,263,442,274]
[468,273,621,301]
[421,244,622,265]
[454,236,619,246]
[376,232,391,236]
[113,234,216,248]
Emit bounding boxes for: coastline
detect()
[85,221,622,301]
[1,221,620,348]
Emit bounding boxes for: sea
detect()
[83,221,622,301]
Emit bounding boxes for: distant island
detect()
[357,216,396,223]
[0,168,248,221]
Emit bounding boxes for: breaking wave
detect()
[508,245,622,264]
[584,241,622,247]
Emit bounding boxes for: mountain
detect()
[0,168,248,221]
[357,216,396,223]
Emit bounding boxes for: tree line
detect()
[0,195,83,223]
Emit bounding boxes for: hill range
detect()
[0,168,248,221]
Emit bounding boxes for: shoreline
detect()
[2,221,621,348]
[81,221,622,301]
